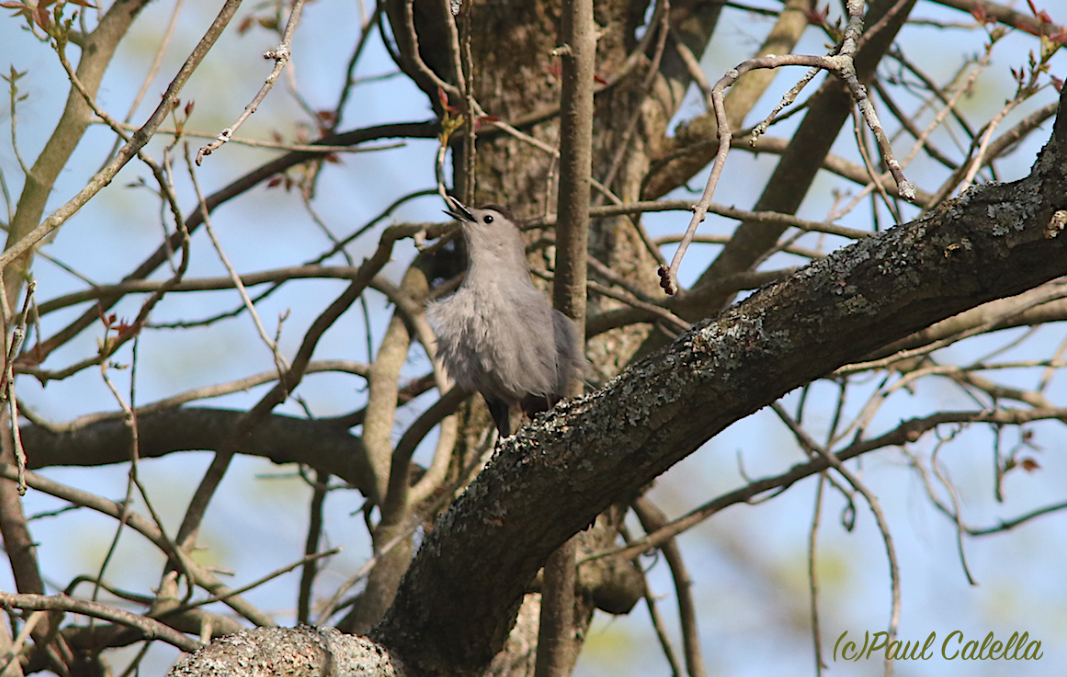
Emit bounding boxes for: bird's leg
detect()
[485,397,512,439]
[519,394,555,420]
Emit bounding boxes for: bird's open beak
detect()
[443,196,476,223]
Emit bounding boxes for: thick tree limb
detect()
[20,408,375,496]
[169,627,406,677]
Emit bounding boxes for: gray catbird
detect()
[427,197,586,438]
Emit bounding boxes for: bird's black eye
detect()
[483,214,494,224]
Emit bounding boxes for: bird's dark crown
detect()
[479,204,519,225]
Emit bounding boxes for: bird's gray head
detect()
[443,197,526,270]
[444,196,519,232]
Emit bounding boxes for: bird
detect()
[426,197,586,438]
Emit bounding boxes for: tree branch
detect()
[20,408,376,496]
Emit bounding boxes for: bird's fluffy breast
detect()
[427,285,560,404]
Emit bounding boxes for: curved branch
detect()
[632,497,705,677]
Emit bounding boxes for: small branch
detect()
[172,450,237,556]
[187,146,292,381]
[929,436,977,585]
[380,387,466,524]
[94,336,146,618]
[30,360,367,428]
[105,120,403,154]
[3,282,33,495]
[534,539,578,677]
[808,474,827,676]
[585,277,690,335]
[102,0,187,167]
[0,592,202,654]
[298,470,329,625]
[537,0,596,670]
[850,106,902,225]
[530,200,872,240]
[771,403,900,677]
[330,1,385,129]
[33,264,441,318]
[619,525,681,675]
[172,548,341,615]
[197,0,307,164]
[632,497,706,677]
[670,27,714,111]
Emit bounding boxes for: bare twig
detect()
[187,145,292,381]
[100,0,187,168]
[0,592,202,654]
[771,403,900,677]
[106,121,403,154]
[618,524,681,676]
[533,266,690,335]
[34,360,367,429]
[174,547,341,614]
[632,497,706,677]
[4,282,32,495]
[809,474,827,676]
[331,1,386,129]
[929,434,977,585]
[197,0,307,163]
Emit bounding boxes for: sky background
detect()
[2,0,1066,675]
